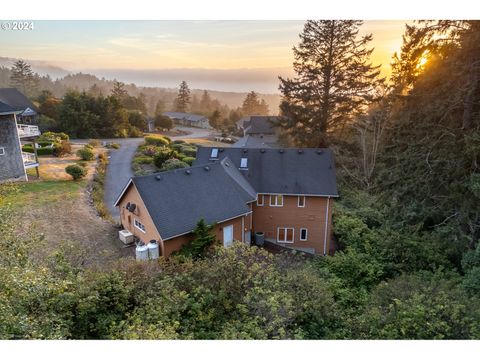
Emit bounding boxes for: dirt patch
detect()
[16,185,133,268]
[27,145,97,181]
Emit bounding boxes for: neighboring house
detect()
[0,101,41,183]
[114,147,338,257]
[163,111,212,129]
[0,88,40,125]
[233,116,282,148]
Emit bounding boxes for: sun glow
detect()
[416,50,430,69]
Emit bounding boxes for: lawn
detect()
[0,180,84,209]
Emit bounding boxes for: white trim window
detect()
[134,219,146,233]
[257,194,264,206]
[300,228,308,241]
[277,227,294,243]
[298,196,305,207]
[0,147,5,156]
[270,194,283,207]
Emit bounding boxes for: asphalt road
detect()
[102,126,214,220]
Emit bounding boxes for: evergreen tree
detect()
[174,81,191,113]
[200,90,213,114]
[111,80,128,100]
[209,109,222,129]
[279,20,383,147]
[154,99,165,116]
[10,60,38,97]
[241,91,269,115]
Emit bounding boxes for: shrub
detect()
[38,131,69,142]
[105,142,121,149]
[53,140,72,157]
[161,159,189,171]
[65,164,87,180]
[145,135,170,147]
[77,161,88,168]
[142,145,161,157]
[180,146,197,157]
[88,139,101,148]
[84,144,94,150]
[129,127,144,138]
[171,143,183,152]
[37,141,54,147]
[173,139,186,144]
[153,149,175,169]
[183,157,195,166]
[134,156,154,165]
[76,146,95,161]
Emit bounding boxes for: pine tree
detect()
[174,81,191,113]
[10,60,38,97]
[209,109,222,129]
[279,20,383,147]
[154,99,165,116]
[200,90,213,114]
[111,80,128,100]
[241,91,269,115]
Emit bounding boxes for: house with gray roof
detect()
[234,115,283,148]
[115,144,338,257]
[163,111,212,129]
[0,88,39,125]
[0,99,41,183]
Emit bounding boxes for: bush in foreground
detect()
[65,164,87,180]
[76,147,95,161]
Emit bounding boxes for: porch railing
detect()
[22,152,37,164]
[17,124,40,138]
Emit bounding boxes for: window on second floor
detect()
[270,194,283,207]
[298,196,305,207]
[257,194,264,206]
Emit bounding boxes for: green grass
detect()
[0,180,84,209]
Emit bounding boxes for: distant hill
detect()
[0,57,282,114]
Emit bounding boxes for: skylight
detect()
[210,148,219,158]
[240,158,248,168]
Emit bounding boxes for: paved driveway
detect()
[103,127,214,220]
[103,138,145,219]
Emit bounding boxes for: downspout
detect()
[323,197,330,256]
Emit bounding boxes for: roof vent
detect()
[185,169,191,175]
[204,166,210,171]
[243,149,248,153]
[279,149,284,154]
[316,149,323,155]
[224,161,230,167]
[260,149,266,153]
[219,148,225,152]
[298,149,304,154]
[155,175,162,181]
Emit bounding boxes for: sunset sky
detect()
[1,20,410,92]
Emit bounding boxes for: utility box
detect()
[119,229,134,245]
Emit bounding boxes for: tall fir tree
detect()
[10,60,38,97]
[174,81,191,113]
[279,20,383,147]
[111,80,128,100]
[241,91,269,115]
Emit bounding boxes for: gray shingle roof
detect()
[0,88,37,113]
[130,158,255,240]
[194,147,338,197]
[163,112,208,122]
[0,101,16,114]
[240,116,281,135]
[232,134,279,149]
